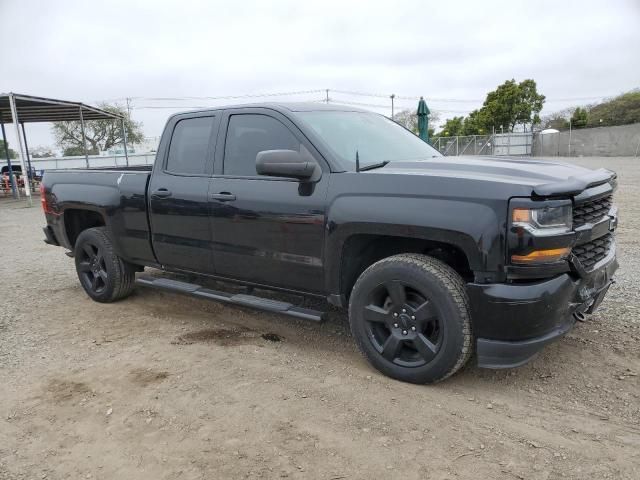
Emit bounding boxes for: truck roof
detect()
[168,102,370,119]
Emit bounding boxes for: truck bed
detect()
[42,168,155,266]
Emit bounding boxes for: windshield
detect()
[296,111,441,169]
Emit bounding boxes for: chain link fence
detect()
[431,133,532,156]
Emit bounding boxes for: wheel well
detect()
[340,234,473,300]
[64,209,106,247]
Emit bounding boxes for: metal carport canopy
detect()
[0,93,128,205]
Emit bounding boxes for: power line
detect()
[331,89,618,104]
[132,97,329,110]
[325,99,470,114]
[332,89,480,103]
[131,89,325,102]
[132,99,471,115]
[103,89,611,106]
[119,88,623,122]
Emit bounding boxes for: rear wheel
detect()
[348,253,472,384]
[74,227,136,303]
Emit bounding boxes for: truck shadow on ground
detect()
[126,270,564,388]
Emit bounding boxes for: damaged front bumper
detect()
[467,248,618,369]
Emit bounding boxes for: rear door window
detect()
[166,116,215,175]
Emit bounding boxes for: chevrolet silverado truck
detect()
[41,103,619,384]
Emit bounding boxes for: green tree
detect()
[480,79,545,132]
[0,140,17,159]
[543,89,640,131]
[462,109,489,135]
[436,79,546,137]
[571,107,588,128]
[585,90,640,127]
[437,116,465,137]
[51,104,144,154]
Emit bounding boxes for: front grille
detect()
[573,233,614,270]
[573,195,612,227]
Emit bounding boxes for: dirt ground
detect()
[1,157,638,480]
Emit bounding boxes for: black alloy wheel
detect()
[74,227,137,303]
[77,241,109,295]
[362,280,443,367]
[349,254,472,384]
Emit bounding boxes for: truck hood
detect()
[375,156,615,197]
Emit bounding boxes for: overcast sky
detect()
[1,0,639,151]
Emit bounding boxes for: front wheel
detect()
[348,254,473,384]
[74,227,136,303]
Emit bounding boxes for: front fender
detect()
[324,194,506,295]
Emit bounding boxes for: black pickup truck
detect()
[41,103,619,384]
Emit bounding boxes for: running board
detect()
[136,276,326,322]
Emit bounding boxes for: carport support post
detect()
[8,93,32,205]
[20,123,33,181]
[0,121,19,198]
[79,107,89,168]
[121,118,129,167]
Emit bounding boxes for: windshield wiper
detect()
[359,160,390,172]
[355,150,389,172]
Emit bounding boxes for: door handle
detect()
[210,192,236,202]
[151,188,172,198]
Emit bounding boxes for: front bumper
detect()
[467,251,618,369]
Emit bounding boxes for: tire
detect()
[348,253,472,384]
[74,227,136,303]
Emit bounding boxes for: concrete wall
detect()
[533,123,640,157]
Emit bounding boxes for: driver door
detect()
[209,108,329,293]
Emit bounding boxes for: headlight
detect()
[512,205,572,236]
[509,203,573,265]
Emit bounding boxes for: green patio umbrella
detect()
[417,96,430,143]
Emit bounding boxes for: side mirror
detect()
[256,150,319,181]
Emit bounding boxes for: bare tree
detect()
[393,109,440,133]
[51,104,143,154]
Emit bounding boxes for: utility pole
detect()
[568,118,572,157]
[126,97,132,118]
[390,94,395,119]
[121,118,129,167]
[325,89,329,104]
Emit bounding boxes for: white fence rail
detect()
[1,153,156,172]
